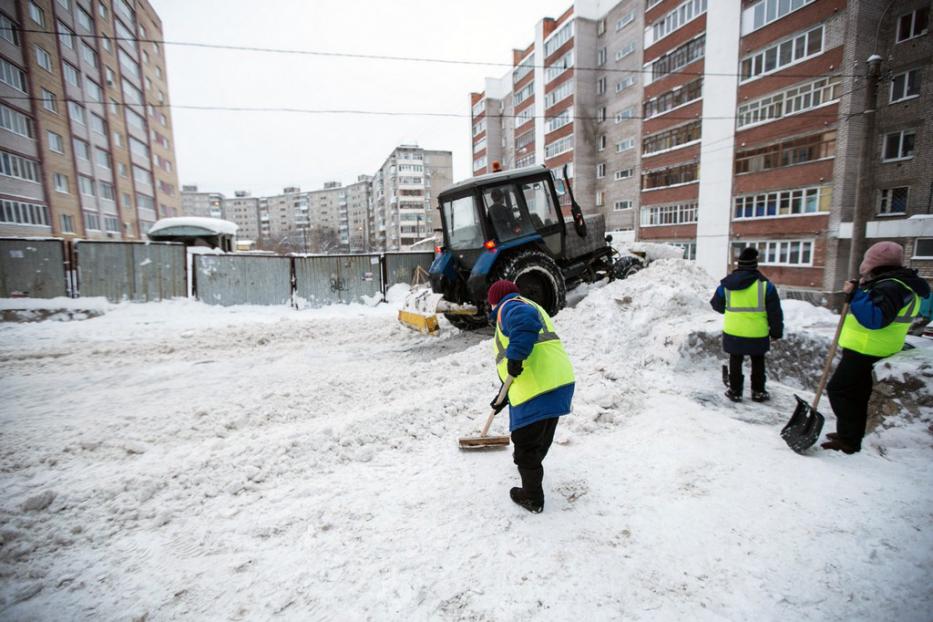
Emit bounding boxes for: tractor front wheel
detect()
[490,250,567,317]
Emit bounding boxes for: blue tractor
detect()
[402,165,639,332]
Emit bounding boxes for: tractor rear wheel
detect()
[491,250,566,317]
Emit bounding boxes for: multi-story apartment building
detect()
[180,184,222,219]
[371,145,452,251]
[222,190,259,242]
[470,0,932,296]
[338,174,372,252]
[0,0,180,240]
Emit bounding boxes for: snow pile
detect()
[0,259,931,620]
[0,297,113,322]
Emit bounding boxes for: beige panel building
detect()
[0,0,180,239]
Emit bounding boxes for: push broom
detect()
[459,377,513,450]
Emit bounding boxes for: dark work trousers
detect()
[511,416,559,502]
[826,348,882,450]
[729,354,766,393]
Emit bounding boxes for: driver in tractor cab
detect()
[487,188,522,237]
[487,279,575,513]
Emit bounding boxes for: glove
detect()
[507,359,523,378]
[490,390,508,414]
[844,279,858,304]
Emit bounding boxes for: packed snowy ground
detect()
[1,260,931,621]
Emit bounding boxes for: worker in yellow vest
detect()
[822,242,929,454]
[710,247,784,402]
[487,279,575,513]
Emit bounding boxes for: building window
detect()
[597,135,607,151]
[596,162,606,178]
[512,53,534,84]
[643,120,702,155]
[735,131,836,173]
[73,138,89,160]
[545,50,573,83]
[616,138,635,152]
[68,101,86,125]
[614,200,632,211]
[597,106,607,122]
[597,18,606,36]
[41,89,57,112]
[643,163,699,190]
[95,148,110,169]
[57,21,75,48]
[890,69,921,103]
[99,181,115,201]
[98,2,108,18]
[103,215,119,232]
[0,12,19,45]
[595,191,604,206]
[0,58,28,92]
[84,210,101,231]
[615,41,636,61]
[61,213,75,232]
[914,239,933,259]
[81,42,98,67]
[878,187,908,215]
[733,240,814,266]
[596,76,607,95]
[746,0,815,33]
[47,130,64,153]
[0,199,50,226]
[63,61,80,86]
[28,2,45,27]
[896,8,929,43]
[77,6,93,30]
[616,76,636,92]
[737,75,841,128]
[545,80,573,107]
[882,130,916,161]
[740,26,823,82]
[0,103,34,137]
[79,175,95,195]
[644,78,703,118]
[597,47,607,66]
[734,186,829,219]
[614,107,635,123]
[54,173,69,193]
[90,113,106,134]
[615,168,634,181]
[0,150,40,182]
[544,21,572,57]
[544,134,573,158]
[616,12,634,31]
[640,202,698,226]
[101,35,112,52]
[649,35,704,81]
[514,82,534,105]
[649,0,707,44]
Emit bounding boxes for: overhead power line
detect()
[16,27,869,81]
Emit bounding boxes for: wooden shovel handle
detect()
[812,301,850,411]
[480,376,514,437]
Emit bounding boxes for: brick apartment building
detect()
[0,0,181,240]
[470,0,932,295]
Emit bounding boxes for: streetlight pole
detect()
[847,54,883,280]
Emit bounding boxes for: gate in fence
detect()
[76,241,186,302]
[294,254,382,307]
[0,237,69,298]
[193,254,292,306]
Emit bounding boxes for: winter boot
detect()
[751,390,770,402]
[820,438,859,454]
[725,371,744,402]
[511,467,544,513]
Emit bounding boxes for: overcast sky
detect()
[151,0,571,197]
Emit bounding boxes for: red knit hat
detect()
[859,241,904,276]
[487,279,519,307]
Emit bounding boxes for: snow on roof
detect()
[149,217,238,236]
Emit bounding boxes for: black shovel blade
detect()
[721,364,730,388]
[781,395,825,454]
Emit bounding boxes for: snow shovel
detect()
[458,377,513,450]
[781,299,851,454]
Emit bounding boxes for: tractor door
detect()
[518,177,563,257]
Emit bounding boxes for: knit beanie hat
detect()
[737,247,759,270]
[859,241,904,276]
[487,279,519,308]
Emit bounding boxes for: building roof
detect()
[148,217,238,237]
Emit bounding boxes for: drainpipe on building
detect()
[847,54,883,280]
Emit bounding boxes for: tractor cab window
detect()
[521,180,560,229]
[442,194,484,250]
[483,185,532,242]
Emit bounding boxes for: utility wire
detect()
[16,27,869,80]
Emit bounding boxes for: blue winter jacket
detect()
[710,270,784,356]
[492,293,574,431]
[848,267,930,329]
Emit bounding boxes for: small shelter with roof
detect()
[147,217,238,252]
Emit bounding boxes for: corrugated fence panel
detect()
[294,254,381,307]
[384,252,435,288]
[0,238,67,298]
[77,241,185,302]
[196,255,292,306]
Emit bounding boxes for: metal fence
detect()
[383,252,434,289]
[294,254,382,307]
[76,241,186,302]
[194,254,292,306]
[0,238,68,298]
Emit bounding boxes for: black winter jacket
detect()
[710,270,784,356]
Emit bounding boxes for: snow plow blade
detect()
[781,395,825,454]
[398,288,478,336]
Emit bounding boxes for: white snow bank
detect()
[0,297,112,311]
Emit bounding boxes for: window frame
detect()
[881,130,916,162]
